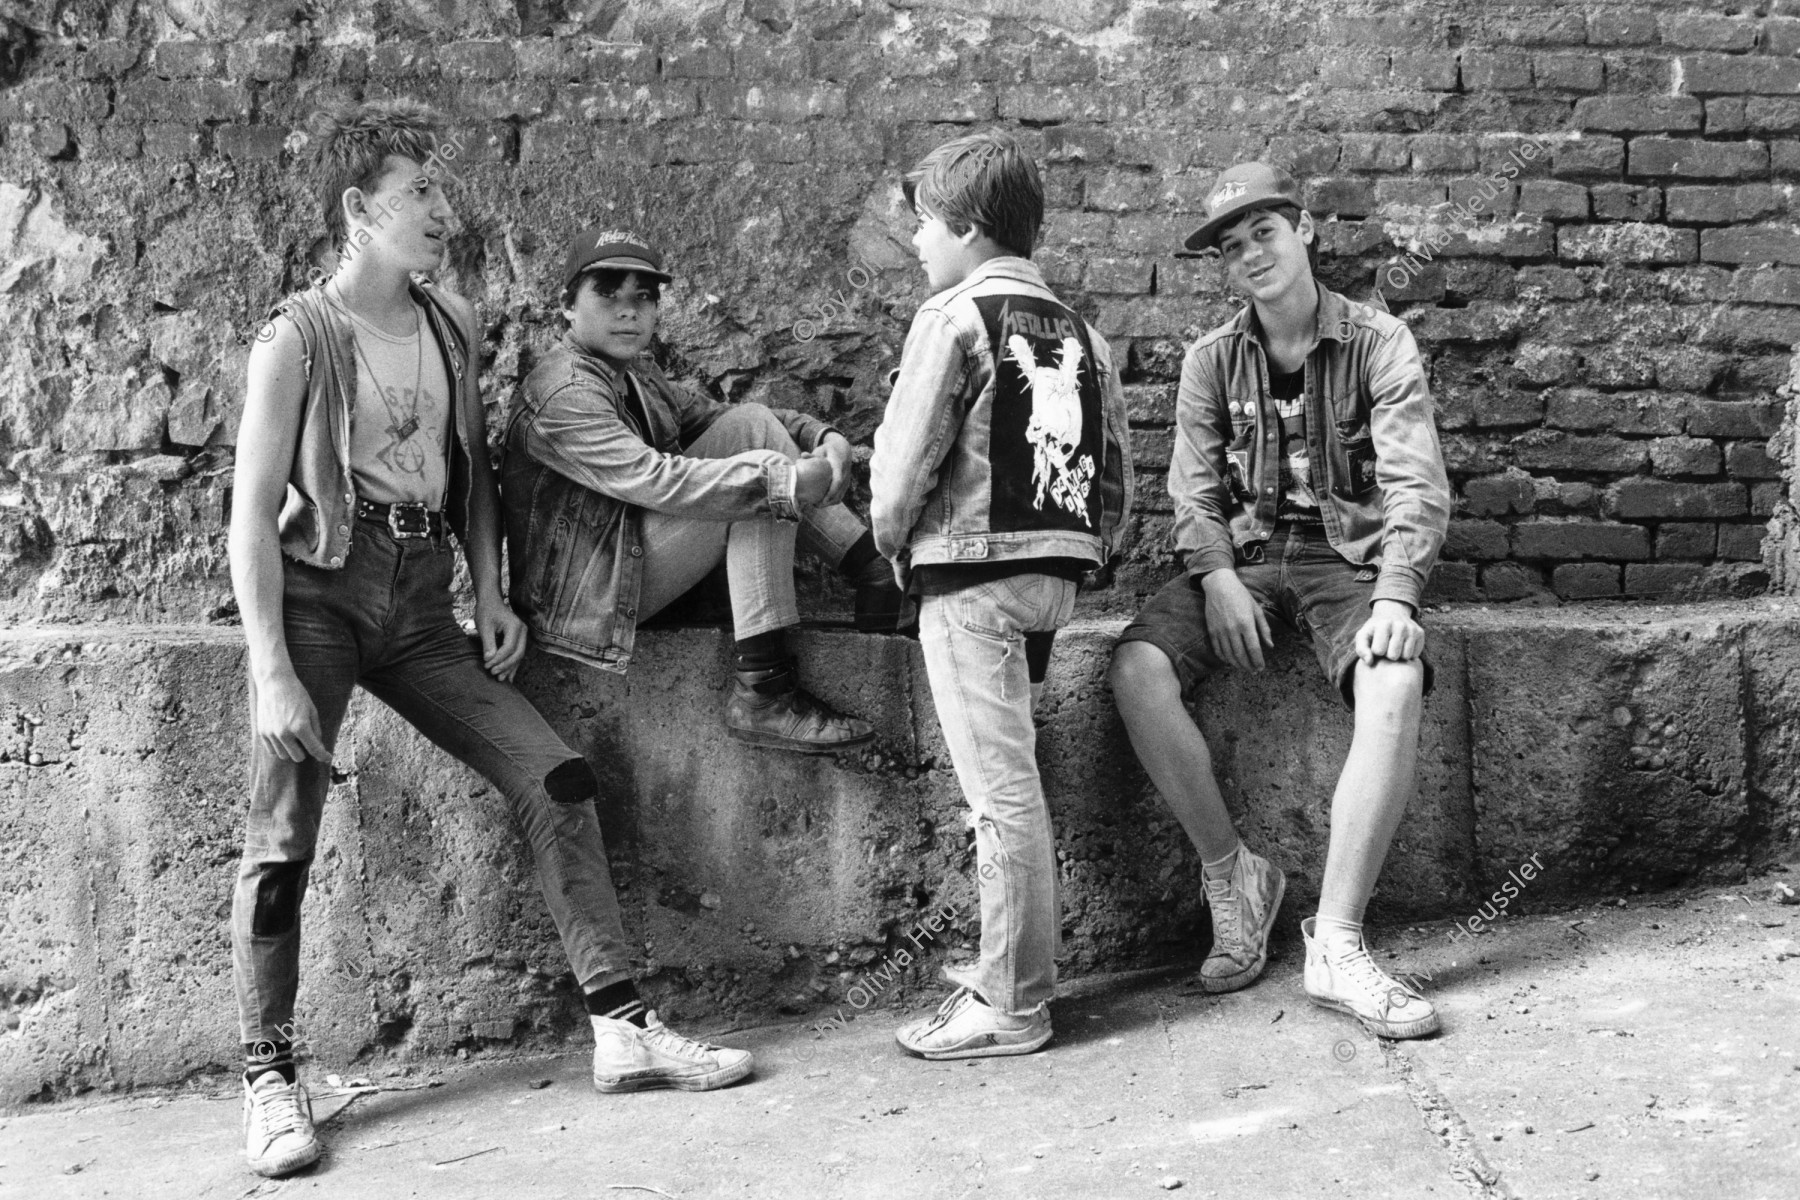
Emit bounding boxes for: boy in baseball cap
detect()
[501,224,905,751]
[1109,161,1452,1039]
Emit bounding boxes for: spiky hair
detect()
[305,98,445,252]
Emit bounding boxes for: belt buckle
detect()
[387,502,431,540]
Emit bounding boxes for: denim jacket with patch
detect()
[1171,285,1451,610]
[870,257,1133,578]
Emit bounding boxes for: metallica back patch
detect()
[975,295,1106,534]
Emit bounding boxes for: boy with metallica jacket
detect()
[870,130,1132,1059]
[1108,163,1452,1039]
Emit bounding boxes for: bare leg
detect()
[1107,640,1239,862]
[1316,658,1425,928]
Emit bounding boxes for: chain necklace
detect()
[328,279,427,467]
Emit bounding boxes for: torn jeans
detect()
[231,518,633,1046]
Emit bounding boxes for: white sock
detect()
[1314,914,1364,954]
[1201,842,1241,884]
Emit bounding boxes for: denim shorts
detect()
[1117,525,1433,710]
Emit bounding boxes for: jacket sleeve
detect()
[1365,322,1452,610]
[523,374,801,522]
[869,307,967,563]
[1170,342,1237,580]
[1090,327,1135,560]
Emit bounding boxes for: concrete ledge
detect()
[3,602,1798,1105]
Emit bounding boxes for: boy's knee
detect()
[1108,639,1175,701]
[544,757,598,805]
[249,860,311,937]
[1354,658,1425,720]
[713,403,795,455]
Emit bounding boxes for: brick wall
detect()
[1,0,1797,620]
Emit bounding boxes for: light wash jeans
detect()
[636,404,866,636]
[920,572,1077,1015]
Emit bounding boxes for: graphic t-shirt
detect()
[1268,366,1320,523]
[343,303,451,509]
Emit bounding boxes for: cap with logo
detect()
[1182,163,1306,253]
[562,225,673,291]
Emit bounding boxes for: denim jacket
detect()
[1171,284,1451,610]
[870,257,1133,577]
[272,280,482,568]
[500,336,835,673]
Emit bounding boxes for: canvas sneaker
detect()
[592,1011,754,1093]
[1301,916,1441,1039]
[1198,846,1287,993]
[895,987,1052,1060]
[242,1071,320,1178]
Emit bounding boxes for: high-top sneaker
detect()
[1197,847,1286,993]
[591,1011,754,1093]
[1301,916,1440,1039]
[242,1071,320,1178]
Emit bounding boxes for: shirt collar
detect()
[1238,282,1357,351]
[957,255,1046,291]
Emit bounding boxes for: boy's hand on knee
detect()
[256,672,330,764]
[806,433,855,506]
[1355,600,1425,665]
[1200,570,1272,671]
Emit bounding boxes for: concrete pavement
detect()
[2,877,1795,1200]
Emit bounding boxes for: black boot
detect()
[839,531,917,634]
[725,658,876,754]
[853,575,918,634]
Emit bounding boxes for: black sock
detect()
[733,628,788,674]
[584,980,649,1027]
[839,530,886,584]
[244,1041,296,1085]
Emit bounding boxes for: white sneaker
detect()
[242,1071,320,1178]
[1301,917,1441,1039]
[895,987,1052,1060]
[1198,846,1286,993]
[591,1011,754,1093]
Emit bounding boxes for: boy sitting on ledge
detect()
[1109,162,1453,1039]
[501,227,905,753]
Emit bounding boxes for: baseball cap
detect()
[562,225,673,292]
[1182,163,1305,253]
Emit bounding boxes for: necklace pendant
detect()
[393,415,420,441]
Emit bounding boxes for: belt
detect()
[356,499,445,540]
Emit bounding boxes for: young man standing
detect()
[229,101,749,1179]
[1108,163,1452,1038]
[500,227,901,752]
[871,131,1132,1058]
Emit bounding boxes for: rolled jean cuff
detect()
[765,457,801,522]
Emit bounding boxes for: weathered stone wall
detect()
[4,606,1796,1106]
[2,0,1800,618]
